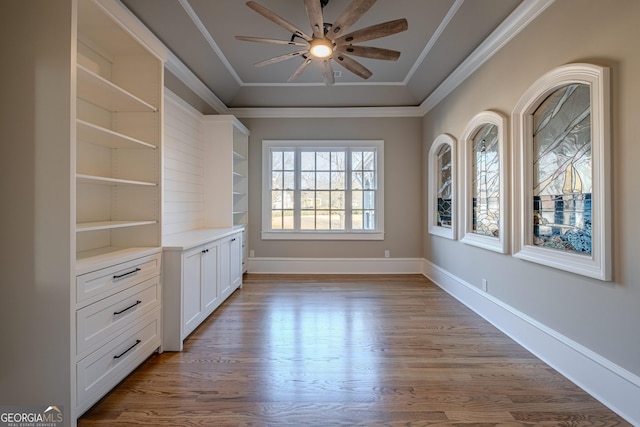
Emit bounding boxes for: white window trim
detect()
[428,134,457,240]
[261,140,385,241]
[512,63,611,280]
[460,111,509,253]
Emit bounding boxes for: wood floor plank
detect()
[78,274,631,426]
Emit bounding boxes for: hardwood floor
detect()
[79,274,630,426]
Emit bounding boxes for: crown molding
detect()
[419,0,555,115]
[165,52,230,114]
[96,0,169,61]
[228,106,424,119]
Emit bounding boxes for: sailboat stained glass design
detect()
[532,83,592,254]
[472,123,500,237]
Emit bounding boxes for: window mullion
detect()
[294,148,301,231]
[345,147,352,231]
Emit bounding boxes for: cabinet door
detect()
[220,238,231,299]
[182,247,202,336]
[201,242,219,313]
[230,234,242,289]
[220,233,242,300]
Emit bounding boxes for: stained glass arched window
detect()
[428,134,457,240]
[460,111,508,253]
[512,64,611,280]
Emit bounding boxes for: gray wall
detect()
[422,0,640,376]
[244,117,423,259]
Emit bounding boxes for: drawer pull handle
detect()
[113,300,142,316]
[113,268,141,280]
[114,339,141,359]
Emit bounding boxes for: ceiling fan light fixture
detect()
[309,37,333,58]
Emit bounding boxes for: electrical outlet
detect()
[249,250,255,258]
[482,279,488,292]
[384,250,390,258]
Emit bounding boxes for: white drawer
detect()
[76,276,160,358]
[76,252,161,305]
[76,310,160,412]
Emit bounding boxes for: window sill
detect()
[261,231,385,241]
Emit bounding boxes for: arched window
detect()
[428,134,457,239]
[460,111,508,253]
[512,63,611,280]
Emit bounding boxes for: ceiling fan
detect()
[235,0,408,85]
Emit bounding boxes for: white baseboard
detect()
[422,259,640,426]
[247,257,424,274]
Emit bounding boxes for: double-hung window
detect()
[262,140,384,240]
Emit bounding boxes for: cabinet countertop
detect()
[162,227,245,251]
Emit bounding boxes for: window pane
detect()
[363,210,375,230]
[331,191,345,209]
[363,191,375,209]
[352,152,362,169]
[301,191,316,209]
[352,191,363,208]
[283,191,294,209]
[332,172,345,189]
[301,211,316,229]
[283,172,295,189]
[316,152,330,170]
[352,210,363,230]
[272,151,283,170]
[532,83,592,254]
[352,171,363,190]
[363,171,375,189]
[472,123,500,237]
[301,151,315,170]
[332,152,345,170]
[316,191,330,209]
[271,191,282,209]
[362,151,375,170]
[316,210,331,229]
[316,172,330,190]
[437,144,453,228]
[282,210,294,229]
[301,172,315,190]
[272,172,283,190]
[283,151,295,170]
[272,210,283,229]
[331,211,345,230]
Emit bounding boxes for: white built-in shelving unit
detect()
[73,0,164,417]
[75,0,163,265]
[203,115,250,272]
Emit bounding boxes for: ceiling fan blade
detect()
[331,53,372,80]
[335,18,408,45]
[321,59,335,86]
[245,1,312,41]
[336,45,400,61]
[288,58,313,82]
[235,36,309,47]
[255,50,309,67]
[304,0,324,38]
[328,0,377,40]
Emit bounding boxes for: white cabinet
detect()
[75,248,162,415]
[203,116,250,272]
[163,228,243,351]
[73,0,165,418]
[182,241,219,338]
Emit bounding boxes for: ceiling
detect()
[119,0,527,110]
